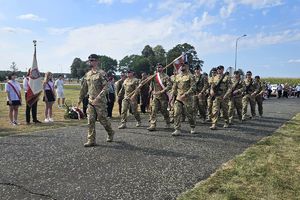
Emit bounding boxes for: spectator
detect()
[277,84,283,98]
[5,72,22,125]
[43,72,55,122]
[296,84,300,98]
[55,74,65,108]
[23,68,41,125]
[283,83,289,98]
[107,76,116,118]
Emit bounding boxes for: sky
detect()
[0,0,299,77]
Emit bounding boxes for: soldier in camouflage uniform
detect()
[228,71,244,124]
[242,71,258,120]
[210,65,231,130]
[78,54,115,147]
[254,76,264,117]
[147,63,172,131]
[169,70,177,123]
[193,65,209,122]
[206,68,217,122]
[115,72,126,116]
[118,69,141,129]
[171,62,196,136]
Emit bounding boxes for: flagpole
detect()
[127,49,194,98]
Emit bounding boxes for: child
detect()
[43,72,55,122]
[5,72,22,125]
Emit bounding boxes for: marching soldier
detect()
[171,62,196,136]
[169,70,177,123]
[242,71,258,120]
[147,63,172,131]
[78,54,115,147]
[118,69,141,129]
[254,76,264,117]
[228,71,244,124]
[193,65,209,122]
[206,68,217,122]
[139,72,150,113]
[210,65,231,130]
[115,72,126,116]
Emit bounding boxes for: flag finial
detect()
[33,40,37,46]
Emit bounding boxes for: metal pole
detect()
[234,34,247,72]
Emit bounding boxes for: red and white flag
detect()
[26,41,43,106]
[173,52,187,73]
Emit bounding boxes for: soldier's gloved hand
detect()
[130,95,136,102]
[210,90,215,97]
[233,90,238,95]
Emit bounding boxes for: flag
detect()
[26,40,43,107]
[173,52,187,73]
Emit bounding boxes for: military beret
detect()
[194,65,202,70]
[255,75,260,79]
[246,71,252,75]
[88,54,99,60]
[234,71,240,75]
[211,67,217,72]
[217,65,224,70]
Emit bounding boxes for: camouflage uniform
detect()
[115,79,124,115]
[171,72,196,134]
[118,77,141,127]
[228,78,244,123]
[194,74,209,121]
[79,70,114,144]
[148,72,172,130]
[206,76,214,121]
[254,79,264,117]
[210,73,231,129]
[169,74,176,123]
[242,78,258,120]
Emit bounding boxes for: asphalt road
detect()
[1,97,299,200]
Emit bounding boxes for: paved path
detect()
[1,98,299,200]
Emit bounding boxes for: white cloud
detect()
[47,27,73,35]
[238,0,283,9]
[17,13,46,21]
[192,12,217,30]
[97,0,113,4]
[0,27,31,34]
[220,1,236,18]
[288,59,300,63]
[120,0,136,3]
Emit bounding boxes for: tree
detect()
[166,43,204,75]
[99,55,118,74]
[10,62,18,72]
[153,45,166,65]
[141,45,155,58]
[119,54,151,76]
[70,58,82,78]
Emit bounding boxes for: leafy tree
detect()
[119,54,151,76]
[153,45,166,66]
[10,62,18,72]
[99,55,118,74]
[70,58,82,78]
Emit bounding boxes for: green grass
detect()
[0,85,120,137]
[262,78,300,86]
[178,113,300,200]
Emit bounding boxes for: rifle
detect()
[211,72,229,101]
[245,79,253,95]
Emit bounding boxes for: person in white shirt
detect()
[296,84,300,98]
[43,72,55,122]
[54,75,65,108]
[5,72,22,125]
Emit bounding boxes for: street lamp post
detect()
[234,34,247,71]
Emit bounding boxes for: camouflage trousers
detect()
[193,94,207,120]
[228,96,242,121]
[206,96,213,120]
[174,100,195,130]
[255,95,263,116]
[211,96,229,125]
[87,103,114,143]
[149,98,170,126]
[242,94,256,118]
[121,98,141,123]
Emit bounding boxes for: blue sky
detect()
[0,0,299,77]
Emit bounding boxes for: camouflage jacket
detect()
[210,73,231,97]
[79,70,108,105]
[228,78,244,98]
[118,77,140,99]
[151,72,172,100]
[171,72,196,101]
[243,78,258,95]
[194,74,209,95]
[115,79,125,99]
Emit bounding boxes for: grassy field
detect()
[262,78,300,85]
[0,84,120,137]
[178,113,300,200]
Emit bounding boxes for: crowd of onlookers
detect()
[264,83,300,99]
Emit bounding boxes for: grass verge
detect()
[178,113,300,200]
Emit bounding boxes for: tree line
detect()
[70,43,204,78]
